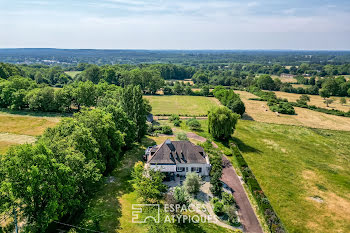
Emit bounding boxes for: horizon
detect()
[2,48,350,52]
[1,0,350,50]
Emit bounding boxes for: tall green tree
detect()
[120,85,149,141]
[208,106,239,140]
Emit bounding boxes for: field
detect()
[144,95,220,116]
[64,71,82,78]
[233,120,350,233]
[235,90,350,131]
[71,136,235,233]
[291,84,312,89]
[274,91,350,112]
[166,79,194,85]
[271,75,297,83]
[0,113,60,154]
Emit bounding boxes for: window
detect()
[186,167,188,172]
[177,167,185,172]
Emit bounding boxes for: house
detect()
[144,139,211,180]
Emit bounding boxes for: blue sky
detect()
[0,0,350,49]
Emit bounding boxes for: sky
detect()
[0,0,350,50]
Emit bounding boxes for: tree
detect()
[208,106,239,140]
[324,98,334,107]
[163,86,173,95]
[340,97,347,105]
[319,88,330,99]
[74,108,124,172]
[82,65,101,84]
[226,98,245,116]
[183,172,201,194]
[73,81,97,110]
[24,87,52,111]
[201,86,210,96]
[132,162,167,203]
[256,75,276,90]
[103,105,137,148]
[173,81,184,95]
[120,85,149,141]
[186,118,201,131]
[173,186,189,206]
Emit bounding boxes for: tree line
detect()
[0,85,150,232]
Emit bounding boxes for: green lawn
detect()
[70,136,236,233]
[144,95,220,116]
[233,120,350,233]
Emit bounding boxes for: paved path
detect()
[221,156,263,233]
[183,131,263,233]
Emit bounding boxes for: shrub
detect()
[186,118,201,130]
[183,172,201,194]
[161,126,173,135]
[173,119,181,127]
[176,132,188,141]
[222,192,236,206]
[169,114,180,122]
[213,201,224,216]
[225,205,239,226]
[173,186,189,206]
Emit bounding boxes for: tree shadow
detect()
[0,108,72,118]
[231,137,262,154]
[241,113,254,121]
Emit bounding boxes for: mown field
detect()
[144,95,220,116]
[0,113,60,154]
[233,120,350,233]
[274,91,350,112]
[235,90,350,131]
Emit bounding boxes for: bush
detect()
[222,192,236,206]
[225,205,239,226]
[173,186,189,206]
[183,172,201,194]
[186,118,201,130]
[173,119,181,127]
[161,126,173,135]
[169,114,180,122]
[176,132,188,141]
[213,201,224,216]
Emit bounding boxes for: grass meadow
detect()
[144,95,220,116]
[165,118,350,233]
[233,120,350,233]
[0,113,60,154]
[235,90,350,131]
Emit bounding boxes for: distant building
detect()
[144,139,211,180]
[280,73,296,78]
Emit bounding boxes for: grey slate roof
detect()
[147,140,208,165]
